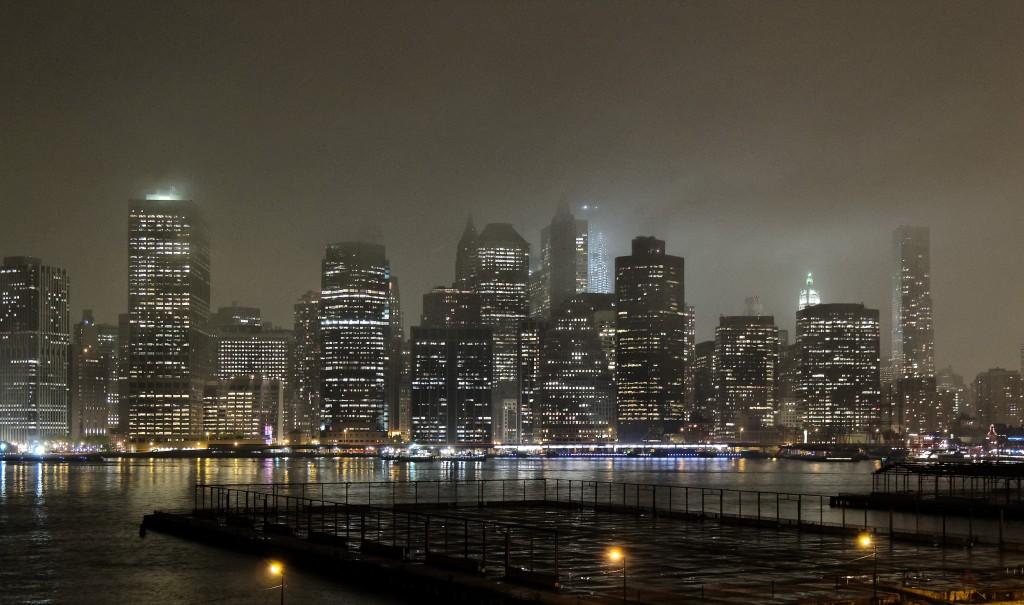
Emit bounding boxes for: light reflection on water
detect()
[0,457,876,604]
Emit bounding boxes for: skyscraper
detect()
[683,303,695,405]
[410,287,492,445]
[532,205,588,318]
[291,291,320,438]
[454,216,477,288]
[127,196,211,442]
[0,257,70,446]
[714,315,779,439]
[796,303,881,439]
[798,273,820,311]
[213,306,290,382]
[973,368,1022,428]
[536,294,615,443]
[471,223,529,443]
[614,236,686,442]
[385,275,404,437]
[579,204,612,294]
[691,340,717,435]
[71,310,118,441]
[320,242,390,435]
[892,226,936,434]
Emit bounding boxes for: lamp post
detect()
[608,547,626,603]
[268,561,285,605]
[858,532,877,603]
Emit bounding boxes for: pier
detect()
[143,478,1024,603]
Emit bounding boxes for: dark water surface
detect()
[1,457,876,604]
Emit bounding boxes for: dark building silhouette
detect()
[386,275,404,437]
[0,257,70,445]
[291,291,320,439]
[692,340,717,434]
[537,294,615,443]
[614,236,686,442]
[531,205,588,319]
[714,315,778,439]
[796,303,881,439]
[319,242,390,435]
[454,216,477,289]
[892,226,937,434]
[410,287,492,445]
[973,368,1022,428]
[127,197,211,442]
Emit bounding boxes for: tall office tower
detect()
[516,318,546,444]
[320,242,390,435]
[398,339,412,439]
[532,205,588,319]
[892,226,937,434]
[471,223,529,443]
[291,291,320,438]
[0,257,70,446]
[714,316,779,439]
[579,204,612,294]
[215,329,290,381]
[796,303,881,439]
[774,338,802,433]
[410,287,492,445]
[614,237,686,442]
[211,305,262,333]
[973,368,1023,428]
[537,294,615,443]
[935,366,965,433]
[385,275,404,437]
[115,313,130,435]
[454,216,477,288]
[202,377,284,441]
[798,273,820,311]
[127,196,211,442]
[691,340,717,436]
[70,310,119,441]
[683,304,696,406]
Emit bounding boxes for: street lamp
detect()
[268,561,285,605]
[607,547,626,603]
[858,532,877,603]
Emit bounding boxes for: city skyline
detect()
[3,3,1024,380]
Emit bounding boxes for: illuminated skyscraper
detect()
[714,315,779,438]
[127,196,211,442]
[0,257,70,446]
[202,377,283,441]
[71,310,118,441]
[973,368,1022,428]
[892,226,936,434]
[614,236,686,442]
[291,291,320,438]
[320,242,390,435]
[537,294,615,443]
[385,275,405,437]
[410,287,492,445]
[796,303,880,438]
[798,273,820,311]
[532,205,588,318]
[579,204,612,294]
[683,304,696,406]
[471,223,529,443]
[691,340,716,432]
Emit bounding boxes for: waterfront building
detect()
[0,257,70,445]
[796,303,881,439]
[319,242,390,434]
[202,377,284,441]
[410,287,492,445]
[386,275,404,438]
[798,273,820,311]
[973,368,1023,428]
[683,304,695,407]
[516,318,546,445]
[936,366,966,433]
[470,223,529,443]
[290,291,320,439]
[70,310,119,441]
[537,294,615,443]
[614,236,686,442]
[713,315,778,439]
[127,195,211,442]
[691,340,717,435]
[892,226,937,434]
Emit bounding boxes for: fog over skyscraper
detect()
[579,205,612,295]
[530,205,588,319]
[0,257,70,446]
[798,273,820,311]
[127,197,211,442]
[892,226,937,434]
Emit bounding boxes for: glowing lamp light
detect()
[607,547,623,562]
[268,561,283,576]
[858,532,872,548]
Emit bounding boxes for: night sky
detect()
[2,1,1022,378]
